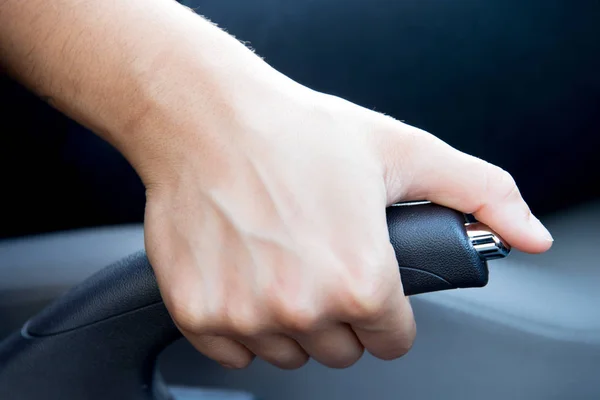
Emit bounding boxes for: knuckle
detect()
[228,319,262,337]
[335,250,398,322]
[275,301,320,332]
[374,120,429,183]
[168,296,209,333]
[226,307,263,337]
[401,125,443,158]
[343,278,391,321]
[488,165,520,202]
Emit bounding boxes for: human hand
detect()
[133,27,552,370]
[1,0,552,370]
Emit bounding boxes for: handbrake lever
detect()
[388,202,510,296]
[0,202,510,400]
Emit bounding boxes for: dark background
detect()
[1,0,599,238]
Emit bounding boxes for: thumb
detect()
[375,121,553,254]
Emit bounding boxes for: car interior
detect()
[1,1,599,399]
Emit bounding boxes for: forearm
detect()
[0,0,277,170]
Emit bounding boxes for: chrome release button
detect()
[466,222,511,260]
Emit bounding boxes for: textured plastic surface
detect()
[25,251,163,335]
[0,203,488,399]
[0,252,177,400]
[387,203,488,295]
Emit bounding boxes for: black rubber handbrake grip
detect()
[388,202,509,295]
[0,202,510,400]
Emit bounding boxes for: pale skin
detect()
[0,0,552,369]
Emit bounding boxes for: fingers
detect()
[234,323,366,370]
[184,322,378,369]
[348,287,415,360]
[377,121,553,254]
[238,334,309,370]
[183,324,366,370]
[169,256,413,370]
[171,296,366,369]
[185,333,255,369]
[338,248,416,361]
[293,324,365,368]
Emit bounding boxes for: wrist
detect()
[101,7,258,152]
[116,21,306,188]
[2,0,289,184]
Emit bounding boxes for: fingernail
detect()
[530,214,554,242]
